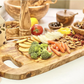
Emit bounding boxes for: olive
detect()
[54,24,57,26]
[76,24,79,27]
[50,22,61,27]
[50,23,53,26]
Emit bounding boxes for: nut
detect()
[65,36,70,40]
[75,41,80,44]
[77,43,81,46]
[70,43,74,46]
[68,44,75,49]
[73,39,78,42]
[66,41,70,44]
[70,38,74,41]
[69,41,74,44]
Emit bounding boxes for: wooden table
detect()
[1,8,84,84]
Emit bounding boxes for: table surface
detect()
[1,8,84,84]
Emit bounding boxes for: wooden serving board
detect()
[0,41,84,80]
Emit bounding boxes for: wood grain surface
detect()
[72,21,84,35]
[0,41,84,80]
[56,10,78,26]
[19,0,31,36]
[5,21,19,40]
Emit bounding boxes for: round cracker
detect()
[31,36,39,42]
[24,42,31,45]
[27,39,33,43]
[19,47,29,52]
[16,39,27,43]
[32,35,41,42]
[19,43,31,48]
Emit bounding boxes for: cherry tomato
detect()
[31,24,43,35]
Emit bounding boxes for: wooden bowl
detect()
[56,10,78,26]
[4,0,49,20]
[48,22,63,30]
[72,21,84,35]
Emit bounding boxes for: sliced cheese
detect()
[45,32,54,40]
[38,32,63,43]
[38,35,47,43]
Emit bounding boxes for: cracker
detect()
[19,43,31,48]
[16,39,27,43]
[27,39,33,43]
[31,36,39,42]
[32,35,41,42]
[24,42,31,45]
[19,47,29,52]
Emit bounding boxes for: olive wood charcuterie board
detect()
[0,41,84,80]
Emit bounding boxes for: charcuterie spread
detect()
[0,0,84,80]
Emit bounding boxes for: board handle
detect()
[0,55,13,77]
[0,54,30,80]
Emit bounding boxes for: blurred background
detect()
[0,0,84,9]
[50,0,84,9]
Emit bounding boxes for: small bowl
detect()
[56,10,78,26]
[48,22,63,30]
[72,21,84,35]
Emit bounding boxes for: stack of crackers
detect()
[16,35,41,53]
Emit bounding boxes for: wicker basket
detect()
[5,21,19,40]
[72,21,84,35]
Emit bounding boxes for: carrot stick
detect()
[51,44,55,49]
[53,44,56,49]
[55,42,65,53]
[56,47,59,51]
[64,43,70,54]
[47,46,52,52]
[47,40,55,44]
[61,42,66,51]
[51,47,61,56]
